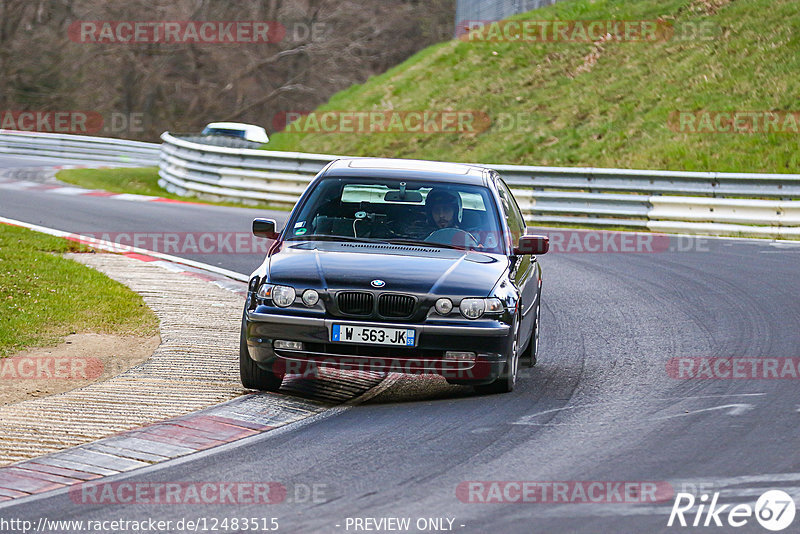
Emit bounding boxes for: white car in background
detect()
[201,122,269,144]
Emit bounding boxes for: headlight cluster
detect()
[257,284,320,308]
[433,297,503,319]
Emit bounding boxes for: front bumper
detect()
[244,311,512,383]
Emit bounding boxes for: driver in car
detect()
[424,189,482,249]
[426,189,462,231]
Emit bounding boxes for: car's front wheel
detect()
[239,314,284,392]
[474,318,519,395]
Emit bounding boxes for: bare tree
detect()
[0,0,455,140]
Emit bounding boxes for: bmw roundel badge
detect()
[371,279,386,288]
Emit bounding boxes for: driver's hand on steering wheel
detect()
[424,227,480,248]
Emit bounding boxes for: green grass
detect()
[55,167,287,210]
[266,0,800,174]
[56,167,170,197]
[0,225,159,357]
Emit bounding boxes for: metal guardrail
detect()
[159,132,800,238]
[454,0,564,37]
[0,130,160,166]
[158,133,333,205]
[1,130,797,238]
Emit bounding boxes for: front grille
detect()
[378,294,415,318]
[337,291,374,315]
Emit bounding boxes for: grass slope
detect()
[266,0,800,173]
[0,225,158,357]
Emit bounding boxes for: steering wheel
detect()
[424,227,480,248]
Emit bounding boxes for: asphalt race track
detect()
[2,156,799,533]
[0,156,286,275]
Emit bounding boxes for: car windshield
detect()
[203,127,245,138]
[286,177,505,253]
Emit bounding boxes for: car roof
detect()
[203,122,269,143]
[204,122,265,133]
[323,158,490,185]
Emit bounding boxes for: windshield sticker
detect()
[295,227,308,236]
[294,221,306,228]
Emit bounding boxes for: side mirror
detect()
[253,218,279,240]
[514,234,549,256]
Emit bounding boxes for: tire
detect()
[474,318,519,395]
[239,314,283,392]
[520,297,540,368]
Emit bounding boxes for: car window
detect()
[288,177,504,253]
[204,127,245,139]
[496,178,525,244]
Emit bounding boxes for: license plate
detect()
[331,324,416,347]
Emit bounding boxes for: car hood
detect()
[267,241,508,296]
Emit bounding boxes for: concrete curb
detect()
[0,251,387,502]
[0,253,253,466]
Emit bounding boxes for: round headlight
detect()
[302,289,320,307]
[434,298,453,315]
[271,285,296,307]
[459,298,485,319]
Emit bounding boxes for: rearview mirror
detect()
[514,234,549,256]
[384,190,423,202]
[252,218,279,240]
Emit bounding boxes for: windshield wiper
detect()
[286,235,468,251]
[385,238,467,251]
[285,234,388,244]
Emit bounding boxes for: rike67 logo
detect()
[668,490,796,531]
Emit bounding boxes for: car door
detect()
[495,176,537,343]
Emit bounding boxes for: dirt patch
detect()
[568,34,611,79]
[692,0,733,15]
[0,333,160,406]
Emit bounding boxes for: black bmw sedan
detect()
[241,158,548,394]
